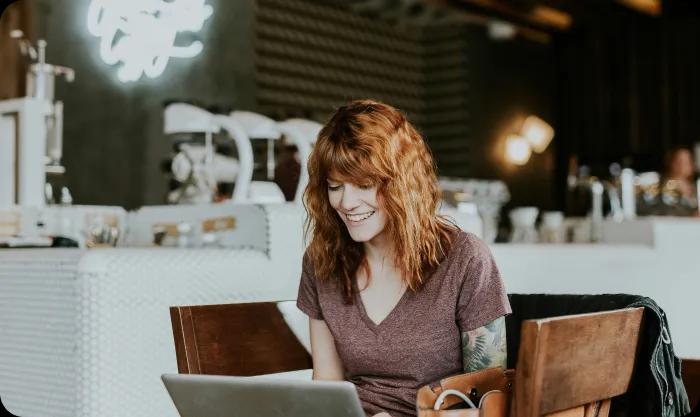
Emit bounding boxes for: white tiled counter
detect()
[1,212,698,417]
[493,245,700,359]
[493,217,700,359]
[602,216,700,249]
[0,205,304,417]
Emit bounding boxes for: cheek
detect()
[327,192,340,210]
[366,190,380,207]
[374,209,389,228]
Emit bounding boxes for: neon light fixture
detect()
[86,0,213,82]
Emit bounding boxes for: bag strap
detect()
[433,389,477,410]
[478,390,504,408]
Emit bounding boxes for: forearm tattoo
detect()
[461,316,507,372]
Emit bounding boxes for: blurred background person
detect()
[661,147,698,216]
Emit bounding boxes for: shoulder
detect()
[444,230,501,289]
[299,250,318,287]
[300,249,333,290]
[449,230,492,262]
[302,249,313,273]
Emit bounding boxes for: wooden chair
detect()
[169,302,312,376]
[512,307,644,417]
[683,359,700,410]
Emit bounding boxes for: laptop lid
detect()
[161,373,365,417]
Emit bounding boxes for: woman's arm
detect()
[309,318,345,380]
[461,316,507,372]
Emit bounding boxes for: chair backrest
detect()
[683,359,700,411]
[512,307,644,417]
[169,302,312,376]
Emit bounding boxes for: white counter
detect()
[0,215,698,417]
[602,216,700,249]
[495,216,700,360]
[0,204,306,417]
[492,243,699,359]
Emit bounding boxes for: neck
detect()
[363,231,394,265]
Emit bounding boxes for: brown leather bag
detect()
[416,367,514,417]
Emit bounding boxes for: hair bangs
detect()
[318,138,385,187]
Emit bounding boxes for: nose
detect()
[339,184,361,212]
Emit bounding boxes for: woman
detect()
[297,100,511,417]
[663,147,698,214]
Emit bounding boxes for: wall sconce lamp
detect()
[522,115,554,153]
[505,134,532,165]
[504,115,554,166]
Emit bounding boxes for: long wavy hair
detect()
[304,100,457,303]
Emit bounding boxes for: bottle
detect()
[620,169,636,220]
[60,186,73,205]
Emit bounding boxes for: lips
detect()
[345,210,375,223]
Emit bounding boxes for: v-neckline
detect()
[352,230,464,331]
[355,283,410,331]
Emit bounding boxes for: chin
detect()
[349,225,391,243]
[346,230,375,242]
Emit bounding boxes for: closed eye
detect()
[327,184,342,191]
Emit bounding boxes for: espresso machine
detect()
[0,30,74,207]
[0,31,129,248]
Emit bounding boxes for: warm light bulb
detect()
[522,115,554,153]
[505,134,531,165]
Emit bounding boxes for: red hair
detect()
[303,100,457,303]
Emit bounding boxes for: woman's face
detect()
[327,178,388,243]
[669,149,694,180]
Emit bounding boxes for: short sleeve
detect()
[456,234,511,332]
[296,252,324,320]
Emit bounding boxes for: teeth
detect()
[346,211,375,222]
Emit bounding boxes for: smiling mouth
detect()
[345,210,375,222]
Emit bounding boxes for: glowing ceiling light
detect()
[505,134,531,166]
[86,0,213,82]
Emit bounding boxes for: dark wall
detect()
[37,0,256,208]
[0,0,33,99]
[422,24,472,178]
[35,0,558,210]
[554,5,666,177]
[553,1,700,208]
[254,0,559,210]
[465,27,558,210]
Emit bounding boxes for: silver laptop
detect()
[162,373,365,417]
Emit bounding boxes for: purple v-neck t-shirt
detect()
[296,231,511,417]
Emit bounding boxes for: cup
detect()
[509,207,539,243]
